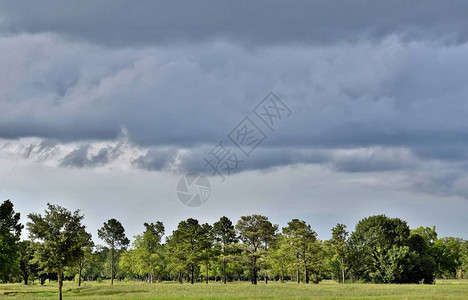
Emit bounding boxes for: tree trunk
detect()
[23,274,29,285]
[111,246,114,285]
[252,256,257,285]
[78,260,82,287]
[296,253,300,284]
[304,266,309,284]
[191,265,194,284]
[206,262,209,284]
[58,263,63,300]
[223,258,227,284]
[341,257,345,284]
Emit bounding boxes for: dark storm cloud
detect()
[1,0,468,201]
[0,1,466,241]
[1,1,468,46]
[1,34,468,169]
[130,147,178,171]
[59,144,121,168]
[131,145,416,175]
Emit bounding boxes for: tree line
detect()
[1,199,467,300]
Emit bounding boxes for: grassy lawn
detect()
[1,279,467,299]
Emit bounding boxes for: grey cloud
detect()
[331,148,416,173]
[22,139,59,161]
[0,1,467,245]
[131,145,417,175]
[131,147,178,171]
[59,144,121,168]
[1,1,468,46]
[402,170,468,199]
[1,34,468,163]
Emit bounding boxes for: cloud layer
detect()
[0,2,467,240]
[2,1,468,46]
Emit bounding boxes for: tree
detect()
[77,243,93,286]
[199,223,215,284]
[0,199,23,283]
[143,221,165,241]
[330,223,349,283]
[460,241,468,279]
[129,221,166,283]
[268,235,294,282]
[236,215,277,285]
[27,203,90,300]
[349,215,410,282]
[98,219,130,285]
[167,218,212,284]
[282,219,317,284]
[432,237,464,278]
[349,215,436,283]
[18,240,40,285]
[213,216,238,284]
[411,226,438,245]
[82,246,108,281]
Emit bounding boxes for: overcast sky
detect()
[0,1,467,242]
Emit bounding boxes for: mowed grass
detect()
[1,279,467,299]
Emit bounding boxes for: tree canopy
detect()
[1,199,467,294]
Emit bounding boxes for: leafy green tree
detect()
[411,226,438,245]
[282,219,317,283]
[27,203,90,300]
[460,241,468,278]
[82,246,108,281]
[267,235,294,282]
[349,215,437,283]
[167,218,211,284]
[77,244,93,286]
[236,215,277,285]
[199,223,215,284]
[71,229,93,286]
[330,223,349,283]
[130,221,166,282]
[98,218,130,285]
[0,199,23,283]
[349,215,410,282]
[144,221,165,241]
[118,248,138,279]
[213,216,238,284]
[18,240,40,285]
[433,237,464,278]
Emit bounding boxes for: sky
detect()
[0,1,467,243]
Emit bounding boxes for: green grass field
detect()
[1,279,467,299]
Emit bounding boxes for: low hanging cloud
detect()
[60,145,113,168]
[2,1,468,46]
